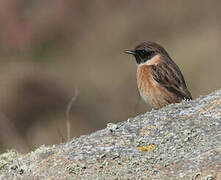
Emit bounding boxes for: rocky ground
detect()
[0,90,220,179]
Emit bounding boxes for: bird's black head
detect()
[125,41,170,64]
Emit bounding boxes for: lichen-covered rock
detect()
[0,90,221,179]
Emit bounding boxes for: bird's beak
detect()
[124,50,136,55]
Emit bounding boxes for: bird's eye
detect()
[137,49,155,60]
[141,50,146,54]
[138,50,147,59]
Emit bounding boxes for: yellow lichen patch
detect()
[164,117,172,121]
[182,115,193,119]
[140,125,162,136]
[216,110,221,115]
[139,144,156,151]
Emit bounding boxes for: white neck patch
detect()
[137,54,161,67]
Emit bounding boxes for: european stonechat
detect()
[125,41,192,109]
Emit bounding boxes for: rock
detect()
[0,90,221,179]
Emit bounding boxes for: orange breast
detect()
[137,65,157,105]
[137,64,181,109]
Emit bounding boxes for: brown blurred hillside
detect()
[0,0,220,153]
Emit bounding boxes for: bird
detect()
[124,41,192,110]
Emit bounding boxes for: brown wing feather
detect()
[151,60,192,101]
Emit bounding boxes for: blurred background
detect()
[0,0,220,153]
